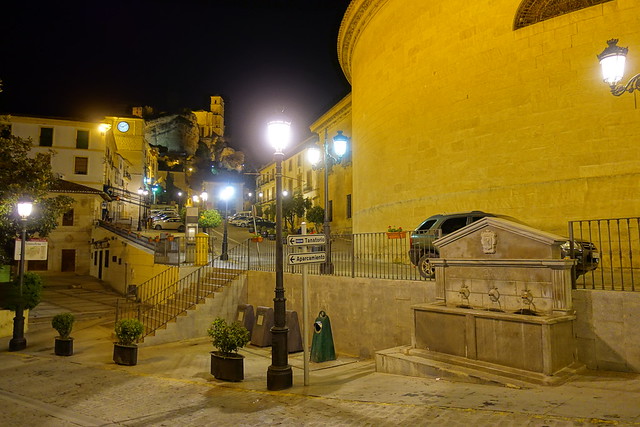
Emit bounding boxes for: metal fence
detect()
[116,243,248,338]
[570,217,640,291]
[244,232,426,281]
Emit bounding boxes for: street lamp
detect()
[307,129,349,274]
[9,200,33,351]
[266,115,293,391]
[219,185,234,261]
[201,191,209,209]
[597,39,640,96]
[137,188,144,231]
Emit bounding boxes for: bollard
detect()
[195,233,209,266]
[310,310,336,362]
[286,310,303,353]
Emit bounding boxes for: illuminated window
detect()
[74,157,88,175]
[514,0,613,29]
[76,130,89,149]
[40,127,53,146]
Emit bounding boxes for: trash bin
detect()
[251,306,274,347]
[310,310,336,362]
[236,304,255,336]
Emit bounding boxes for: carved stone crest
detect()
[481,229,497,254]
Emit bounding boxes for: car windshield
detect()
[417,219,437,231]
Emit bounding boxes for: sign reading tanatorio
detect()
[286,234,326,246]
[288,252,326,265]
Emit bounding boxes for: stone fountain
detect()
[377,217,580,385]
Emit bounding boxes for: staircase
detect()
[116,264,245,342]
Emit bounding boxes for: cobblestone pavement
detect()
[0,350,628,427]
[1,275,639,426]
[1,316,640,427]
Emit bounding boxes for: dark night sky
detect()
[0,0,352,168]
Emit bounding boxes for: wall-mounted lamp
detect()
[597,39,640,96]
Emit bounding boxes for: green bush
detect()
[1,271,43,311]
[207,318,250,355]
[52,312,74,339]
[114,319,144,346]
[198,209,223,229]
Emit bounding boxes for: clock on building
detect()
[117,121,130,132]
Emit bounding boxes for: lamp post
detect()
[597,39,640,96]
[137,188,144,231]
[308,129,349,274]
[219,185,234,261]
[201,191,209,210]
[266,115,293,390]
[9,200,33,351]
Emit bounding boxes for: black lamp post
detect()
[308,129,349,274]
[9,200,32,351]
[219,185,233,261]
[598,39,640,96]
[137,188,144,231]
[266,115,293,390]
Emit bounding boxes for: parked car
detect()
[235,216,265,227]
[408,211,599,279]
[248,218,276,232]
[229,215,251,226]
[151,212,179,221]
[152,217,185,232]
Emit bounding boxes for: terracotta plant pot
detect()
[210,351,244,381]
[386,231,406,239]
[251,237,263,243]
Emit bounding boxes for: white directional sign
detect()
[288,252,326,265]
[287,234,326,246]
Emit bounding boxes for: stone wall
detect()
[248,272,640,373]
[340,0,640,236]
[247,271,436,358]
[573,289,640,373]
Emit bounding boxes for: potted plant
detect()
[113,318,144,366]
[207,318,251,382]
[52,312,75,356]
[250,233,263,243]
[386,225,406,239]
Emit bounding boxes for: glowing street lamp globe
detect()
[17,201,32,219]
[598,39,628,87]
[267,118,291,154]
[332,130,349,159]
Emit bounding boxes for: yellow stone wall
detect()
[340,0,640,236]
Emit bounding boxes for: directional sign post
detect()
[288,252,326,265]
[287,234,326,247]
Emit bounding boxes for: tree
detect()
[198,209,223,229]
[306,205,325,232]
[0,133,73,265]
[282,192,311,232]
[263,203,275,221]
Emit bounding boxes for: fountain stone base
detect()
[412,303,576,375]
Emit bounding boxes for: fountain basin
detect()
[412,303,576,375]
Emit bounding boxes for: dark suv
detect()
[408,211,599,279]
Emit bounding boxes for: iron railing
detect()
[570,217,640,291]
[115,243,247,338]
[245,231,427,280]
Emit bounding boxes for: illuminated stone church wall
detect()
[339,0,640,235]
